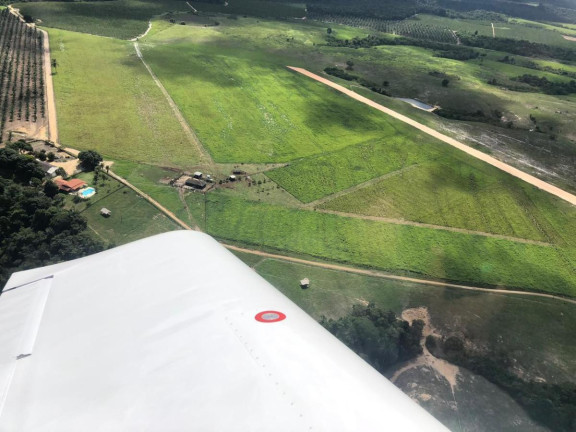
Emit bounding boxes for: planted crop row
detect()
[0,9,45,142]
[310,12,458,44]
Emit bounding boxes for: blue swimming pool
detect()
[79,187,96,198]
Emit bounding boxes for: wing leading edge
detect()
[0,231,449,431]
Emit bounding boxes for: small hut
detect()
[193,171,203,179]
[100,208,112,218]
[300,278,310,289]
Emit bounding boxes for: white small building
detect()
[193,172,203,179]
[300,278,310,288]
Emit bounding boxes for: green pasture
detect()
[65,172,179,245]
[15,0,189,39]
[416,14,576,48]
[253,258,576,383]
[266,133,442,203]
[140,34,409,163]
[204,192,576,296]
[321,159,576,243]
[48,29,203,169]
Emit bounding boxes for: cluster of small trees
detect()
[321,303,424,373]
[0,9,45,143]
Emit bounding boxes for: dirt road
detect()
[106,169,194,231]
[287,67,576,207]
[40,29,59,144]
[224,243,576,305]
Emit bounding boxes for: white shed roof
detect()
[0,231,448,431]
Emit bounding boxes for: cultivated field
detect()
[415,14,576,48]
[48,29,203,169]
[320,159,576,243]
[0,9,46,142]
[205,192,576,296]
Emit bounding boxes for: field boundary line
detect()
[287,66,576,207]
[304,164,419,208]
[317,209,552,246]
[223,243,576,305]
[133,42,214,167]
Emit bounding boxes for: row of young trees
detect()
[0,9,45,143]
[316,14,458,44]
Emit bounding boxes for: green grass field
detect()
[48,29,203,169]
[320,159,576,243]
[204,192,576,296]
[65,172,180,245]
[15,0,189,39]
[140,31,409,163]
[266,133,442,203]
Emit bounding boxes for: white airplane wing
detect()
[0,231,449,431]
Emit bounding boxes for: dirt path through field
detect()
[40,29,59,143]
[106,169,195,231]
[562,35,576,41]
[317,209,551,246]
[133,42,214,168]
[223,244,576,305]
[287,67,576,207]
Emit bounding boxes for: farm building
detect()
[193,172,203,179]
[39,161,58,178]
[186,178,207,190]
[229,175,237,181]
[100,208,112,217]
[300,278,310,289]
[54,178,86,193]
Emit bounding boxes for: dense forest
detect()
[321,303,424,373]
[0,145,103,289]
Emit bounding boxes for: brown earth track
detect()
[287,67,576,207]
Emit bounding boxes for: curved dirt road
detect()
[287,67,576,207]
